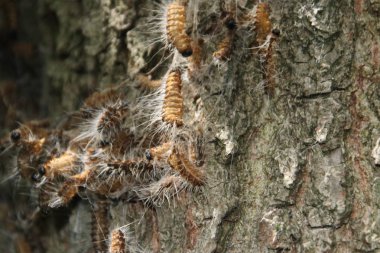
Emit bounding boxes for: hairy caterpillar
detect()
[136,74,162,90]
[41,150,79,180]
[254,3,272,47]
[213,31,235,62]
[162,69,183,126]
[109,228,126,253]
[136,174,188,206]
[91,200,110,253]
[166,2,193,57]
[168,149,204,186]
[253,3,278,96]
[145,141,172,161]
[17,137,46,181]
[75,100,129,145]
[188,39,203,75]
[82,87,124,112]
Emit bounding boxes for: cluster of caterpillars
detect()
[1,1,276,252]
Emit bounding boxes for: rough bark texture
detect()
[1,0,380,252]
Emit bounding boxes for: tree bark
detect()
[1,0,380,252]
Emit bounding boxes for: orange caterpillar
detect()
[56,181,78,206]
[146,141,172,161]
[254,3,278,96]
[188,39,203,71]
[0,0,18,33]
[42,150,78,180]
[17,138,46,180]
[162,70,183,126]
[69,156,155,197]
[168,149,204,186]
[136,74,162,90]
[213,32,235,62]
[91,200,110,253]
[109,229,126,253]
[166,2,193,57]
[255,3,272,47]
[82,87,122,111]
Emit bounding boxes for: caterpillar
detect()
[213,31,235,62]
[70,155,155,197]
[254,3,272,47]
[41,150,79,180]
[91,200,110,253]
[188,39,203,75]
[166,2,193,57]
[75,100,129,144]
[136,174,187,206]
[162,70,183,126]
[82,87,123,112]
[17,138,46,181]
[168,149,204,186]
[145,141,172,161]
[136,74,162,90]
[109,228,126,253]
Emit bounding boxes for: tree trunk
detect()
[1,0,380,252]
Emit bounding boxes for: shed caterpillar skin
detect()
[162,69,183,126]
[168,149,205,186]
[166,2,193,57]
[91,200,110,253]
